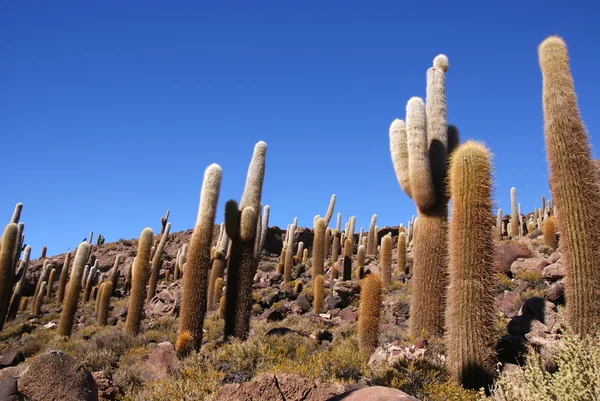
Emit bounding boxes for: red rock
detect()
[494,243,531,274]
[327,386,419,400]
[145,342,179,380]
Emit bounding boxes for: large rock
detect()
[509,258,549,275]
[92,371,122,401]
[145,342,179,380]
[333,281,361,307]
[0,348,23,369]
[327,386,418,401]
[18,350,98,401]
[494,243,531,274]
[542,262,565,281]
[0,376,19,401]
[217,373,345,401]
[264,226,284,255]
[145,281,181,319]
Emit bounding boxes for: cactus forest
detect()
[1,36,599,401]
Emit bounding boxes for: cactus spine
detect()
[176,164,222,354]
[380,234,392,285]
[538,36,600,335]
[389,55,456,338]
[147,222,171,302]
[124,228,154,336]
[358,273,383,355]
[57,242,91,337]
[97,282,113,326]
[56,252,72,303]
[445,141,496,391]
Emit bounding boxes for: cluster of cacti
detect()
[389,54,458,338]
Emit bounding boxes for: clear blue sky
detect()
[2,1,600,257]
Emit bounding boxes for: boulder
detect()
[510,258,549,275]
[0,348,23,369]
[92,371,122,401]
[145,281,181,319]
[494,243,530,274]
[327,386,418,401]
[0,376,19,401]
[145,342,179,380]
[18,350,98,401]
[542,263,565,281]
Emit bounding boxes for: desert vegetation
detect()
[0,35,599,401]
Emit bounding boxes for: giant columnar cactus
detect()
[296,241,304,262]
[366,214,377,256]
[160,209,170,235]
[445,141,496,391]
[12,222,24,271]
[257,205,270,258]
[40,246,47,259]
[56,252,72,303]
[207,234,228,310]
[313,274,325,313]
[7,246,31,322]
[175,164,222,356]
[212,277,224,310]
[538,36,600,335]
[510,187,519,237]
[0,223,18,330]
[380,234,392,286]
[323,227,331,260]
[31,261,51,314]
[323,194,336,226]
[46,268,57,298]
[358,273,383,355]
[312,218,326,281]
[83,265,96,302]
[32,282,47,316]
[97,282,113,326]
[124,228,154,336]
[389,55,458,338]
[224,142,267,341]
[543,215,558,250]
[147,222,171,302]
[284,224,296,283]
[109,255,121,296]
[342,238,352,281]
[357,244,366,270]
[397,232,407,275]
[57,242,92,337]
[10,202,23,224]
[332,214,342,262]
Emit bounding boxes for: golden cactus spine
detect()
[358,273,382,355]
[380,234,392,286]
[445,141,496,391]
[147,222,171,302]
[389,54,456,337]
[176,164,222,354]
[538,36,600,335]
[124,228,154,336]
[57,242,92,337]
[56,252,72,303]
[97,281,113,326]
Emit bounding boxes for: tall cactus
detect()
[312,218,326,280]
[380,234,392,286]
[538,36,600,335]
[6,246,31,322]
[358,273,383,355]
[32,282,47,316]
[510,187,519,238]
[97,282,113,326]
[366,214,377,256]
[323,194,336,226]
[224,141,267,341]
[56,252,72,303]
[207,233,228,310]
[397,232,407,275]
[389,54,458,338]
[147,222,171,302]
[124,228,154,336]
[0,223,18,330]
[176,164,221,355]
[57,242,92,337]
[445,141,496,391]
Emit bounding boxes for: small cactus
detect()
[543,216,558,249]
[46,268,57,298]
[32,282,47,316]
[97,282,113,325]
[56,252,72,303]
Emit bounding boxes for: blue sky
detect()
[2,1,599,257]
